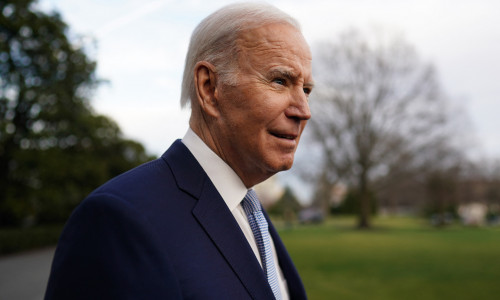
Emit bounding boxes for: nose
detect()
[285,89,311,121]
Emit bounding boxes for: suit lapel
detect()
[163,140,275,299]
[193,182,275,299]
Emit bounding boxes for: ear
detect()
[194,61,220,118]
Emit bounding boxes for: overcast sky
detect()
[37,0,500,162]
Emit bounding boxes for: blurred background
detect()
[1,0,499,299]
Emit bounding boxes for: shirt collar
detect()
[182,128,248,211]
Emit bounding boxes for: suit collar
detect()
[161,140,206,199]
[162,140,275,299]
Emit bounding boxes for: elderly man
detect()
[45,2,312,299]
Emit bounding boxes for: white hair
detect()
[180,2,301,108]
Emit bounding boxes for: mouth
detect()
[270,132,298,140]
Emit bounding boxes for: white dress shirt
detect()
[182,128,289,299]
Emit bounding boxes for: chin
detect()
[273,159,294,172]
[264,153,295,173]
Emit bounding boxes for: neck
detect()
[189,111,275,188]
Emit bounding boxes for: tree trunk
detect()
[357,170,371,229]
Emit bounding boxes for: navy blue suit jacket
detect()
[45,140,307,299]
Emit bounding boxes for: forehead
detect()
[235,23,312,76]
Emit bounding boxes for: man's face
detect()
[213,23,313,187]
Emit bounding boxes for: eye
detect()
[273,78,286,86]
[303,87,312,96]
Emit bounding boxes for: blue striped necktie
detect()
[242,189,282,300]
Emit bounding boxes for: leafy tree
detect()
[0,0,153,226]
[268,186,303,226]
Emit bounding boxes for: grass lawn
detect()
[278,216,500,300]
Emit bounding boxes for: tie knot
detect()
[242,189,261,214]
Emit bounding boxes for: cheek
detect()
[221,88,289,135]
[252,95,289,120]
[236,102,277,127]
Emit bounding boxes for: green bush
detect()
[0,225,63,255]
